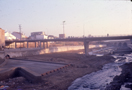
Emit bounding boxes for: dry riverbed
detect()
[0,49,115,90]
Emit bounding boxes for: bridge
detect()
[5,35,132,55]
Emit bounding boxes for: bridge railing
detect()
[81,34,132,38]
[5,34,132,42]
[66,34,132,39]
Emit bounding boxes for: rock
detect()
[125,84,132,89]
[83,84,89,88]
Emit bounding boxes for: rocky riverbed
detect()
[105,55,132,90]
[68,48,132,90]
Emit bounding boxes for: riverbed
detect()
[68,48,132,90]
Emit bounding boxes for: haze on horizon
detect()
[0,0,132,37]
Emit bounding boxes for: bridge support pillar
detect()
[40,41,41,48]
[27,42,28,48]
[35,42,36,48]
[84,41,89,55]
[38,41,40,48]
[44,42,46,48]
[43,42,45,48]
[46,42,49,48]
[36,42,38,48]
[23,42,25,48]
[15,42,17,48]
[42,42,44,48]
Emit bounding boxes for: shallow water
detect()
[68,50,132,90]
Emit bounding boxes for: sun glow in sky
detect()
[0,0,132,37]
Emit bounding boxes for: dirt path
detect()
[0,49,115,90]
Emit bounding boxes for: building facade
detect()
[5,32,16,40]
[30,31,48,39]
[31,32,45,36]
[0,28,5,47]
[36,35,48,39]
[12,32,27,40]
[48,35,54,39]
[59,34,65,39]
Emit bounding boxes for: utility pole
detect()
[63,21,65,34]
[19,24,21,49]
[19,24,21,40]
[83,24,85,37]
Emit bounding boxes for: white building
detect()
[30,31,48,39]
[36,35,48,39]
[5,32,16,40]
[12,32,27,40]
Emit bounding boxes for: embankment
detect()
[0,46,84,59]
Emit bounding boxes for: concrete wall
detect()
[0,28,5,47]
[0,46,84,59]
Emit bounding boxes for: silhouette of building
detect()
[59,34,65,39]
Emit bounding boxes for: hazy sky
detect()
[0,0,132,37]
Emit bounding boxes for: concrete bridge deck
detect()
[5,35,132,43]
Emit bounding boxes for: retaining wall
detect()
[0,46,84,59]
